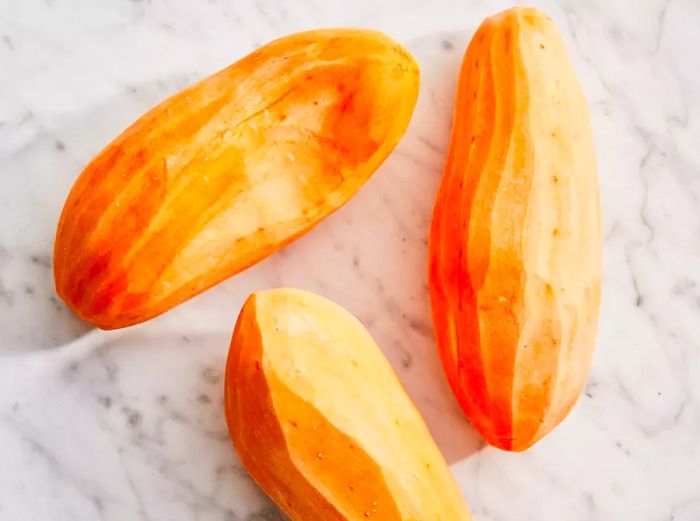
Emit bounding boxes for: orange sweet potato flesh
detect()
[53,29,419,329]
[225,288,472,520]
[428,8,602,451]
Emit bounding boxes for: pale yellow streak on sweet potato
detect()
[513,9,602,444]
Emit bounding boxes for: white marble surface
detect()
[1,0,699,519]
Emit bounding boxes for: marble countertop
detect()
[1,0,699,519]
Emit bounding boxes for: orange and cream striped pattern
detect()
[54,29,419,329]
[429,7,602,451]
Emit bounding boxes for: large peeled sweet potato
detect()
[225,288,472,520]
[54,29,419,329]
[428,8,602,451]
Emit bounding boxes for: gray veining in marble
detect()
[1,0,699,519]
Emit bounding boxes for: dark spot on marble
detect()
[2,34,13,50]
[24,285,34,295]
[54,140,66,151]
[615,440,631,456]
[30,254,51,268]
[0,280,15,305]
[636,295,644,307]
[182,335,190,343]
[160,22,174,31]
[672,277,696,294]
[122,407,142,428]
[61,361,80,381]
[18,111,34,126]
[101,360,118,384]
[90,496,104,512]
[352,254,360,267]
[97,395,112,409]
[408,317,431,337]
[215,464,228,478]
[197,393,212,404]
[400,350,412,369]
[441,39,454,50]
[375,279,385,294]
[157,394,168,405]
[202,367,221,385]
[12,402,19,412]
[49,295,63,311]
[127,85,138,93]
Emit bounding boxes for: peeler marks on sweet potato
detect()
[428,8,602,451]
[225,288,472,520]
[54,29,419,329]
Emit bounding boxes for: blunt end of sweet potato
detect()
[225,289,472,521]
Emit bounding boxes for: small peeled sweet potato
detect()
[54,29,419,329]
[225,288,472,521]
[429,8,602,451]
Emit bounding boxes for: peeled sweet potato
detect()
[225,288,472,520]
[428,8,602,451]
[54,29,419,329]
